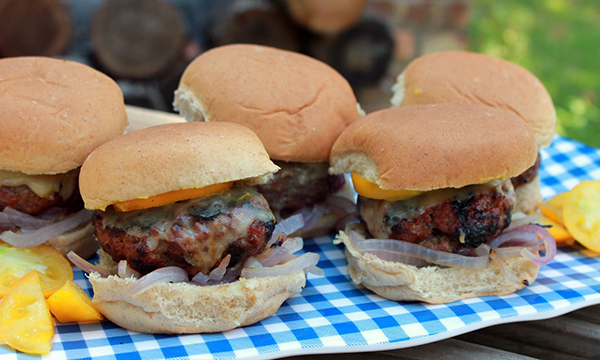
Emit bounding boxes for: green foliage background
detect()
[469,0,600,148]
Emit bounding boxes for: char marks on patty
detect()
[93,185,275,277]
[358,180,515,252]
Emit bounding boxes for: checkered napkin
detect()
[2,135,600,360]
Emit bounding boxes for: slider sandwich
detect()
[391,51,557,213]
[0,57,128,258]
[174,44,361,237]
[72,122,319,333]
[330,104,556,304]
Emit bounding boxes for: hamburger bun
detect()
[89,251,306,334]
[78,122,316,333]
[80,121,279,211]
[286,0,366,35]
[330,104,538,191]
[391,51,556,148]
[0,56,127,257]
[330,105,541,303]
[0,56,128,175]
[335,229,538,304]
[390,51,553,212]
[174,44,360,162]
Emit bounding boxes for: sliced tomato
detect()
[564,181,600,253]
[47,280,103,323]
[0,242,73,298]
[536,191,572,225]
[0,270,54,354]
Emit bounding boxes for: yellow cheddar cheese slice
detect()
[351,173,421,200]
[114,182,233,212]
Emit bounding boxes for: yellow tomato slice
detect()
[114,182,233,212]
[351,173,421,200]
[0,270,54,354]
[564,181,600,253]
[47,280,103,323]
[536,191,572,225]
[536,211,574,244]
[0,242,73,298]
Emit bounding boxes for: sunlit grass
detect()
[470,0,600,148]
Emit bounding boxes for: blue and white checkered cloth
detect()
[2,135,600,360]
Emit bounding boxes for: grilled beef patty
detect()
[357,180,515,253]
[511,152,541,188]
[94,185,275,277]
[255,160,344,217]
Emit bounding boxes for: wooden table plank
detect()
[286,339,539,360]
[456,304,600,359]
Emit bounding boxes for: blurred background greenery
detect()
[470,0,600,148]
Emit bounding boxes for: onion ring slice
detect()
[349,231,489,269]
[1,209,93,248]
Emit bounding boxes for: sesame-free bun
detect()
[329,104,538,191]
[45,222,98,259]
[336,229,539,304]
[286,0,366,34]
[0,57,128,175]
[89,251,306,334]
[80,122,279,211]
[174,44,360,162]
[391,51,556,148]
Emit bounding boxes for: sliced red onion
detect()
[130,266,189,296]
[349,231,489,269]
[67,251,114,278]
[0,209,93,247]
[257,246,289,267]
[241,252,320,278]
[506,213,541,231]
[190,270,210,286]
[496,244,543,260]
[488,229,540,249]
[117,260,141,279]
[219,262,245,284]
[325,195,356,214]
[306,265,324,276]
[0,207,52,230]
[363,249,429,267]
[519,225,556,265]
[299,204,325,231]
[282,237,303,254]
[209,255,231,281]
[244,256,263,268]
[472,244,491,257]
[272,214,305,237]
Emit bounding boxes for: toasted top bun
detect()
[286,0,366,34]
[391,51,556,148]
[80,122,279,210]
[174,44,360,163]
[330,104,537,191]
[0,57,128,174]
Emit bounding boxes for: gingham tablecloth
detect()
[2,135,600,360]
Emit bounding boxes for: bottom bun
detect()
[45,222,98,259]
[89,252,307,334]
[336,229,539,304]
[514,175,543,214]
